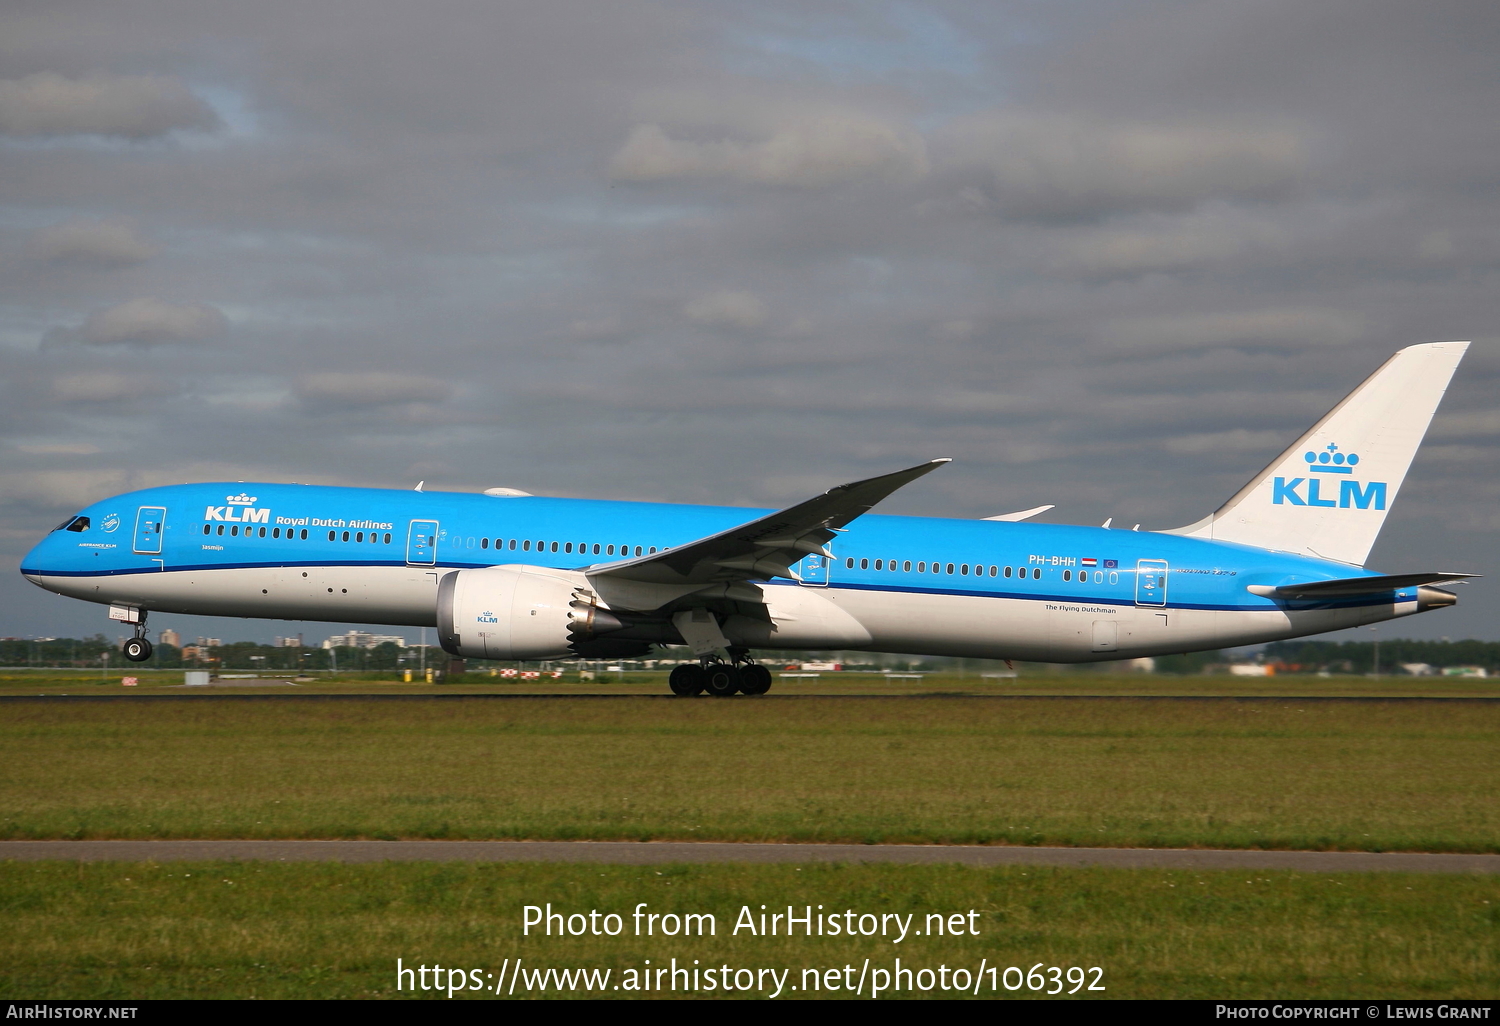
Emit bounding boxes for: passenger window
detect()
[203,524,211,535]
[229,525,237,536]
[523,540,531,551]
[860,558,869,570]
[594,544,602,555]
[301,529,309,540]
[1063,570,1071,581]
[258,527,266,538]
[1004,566,1012,578]
[356,532,364,543]
[385,533,392,544]
[946,563,955,575]
[917,561,925,572]
[606,545,615,555]
[1033,568,1042,579]
[551,542,558,552]
[960,564,969,576]
[564,542,572,553]
[272,528,280,538]
[482,538,489,549]
[846,558,855,568]
[989,565,998,577]
[649,546,657,554]
[508,539,516,550]
[634,545,642,556]
[903,561,911,572]
[342,531,350,542]
[890,560,897,572]
[874,559,882,570]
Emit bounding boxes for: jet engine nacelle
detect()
[437,565,585,660]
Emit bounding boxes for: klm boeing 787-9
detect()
[20,342,1478,695]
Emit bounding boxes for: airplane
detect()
[19,341,1478,696]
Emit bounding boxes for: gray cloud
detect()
[1095,309,1367,353]
[0,72,219,138]
[611,113,929,187]
[29,217,159,265]
[681,290,769,329]
[50,370,176,402]
[294,372,453,407]
[63,298,227,346]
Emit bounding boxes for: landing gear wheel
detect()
[704,663,740,697]
[669,664,706,696]
[122,637,153,662]
[738,664,772,695]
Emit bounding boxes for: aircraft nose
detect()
[20,536,56,585]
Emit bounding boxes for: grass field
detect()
[4,668,1499,698]
[2,861,1494,999]
[3,695,1495,851]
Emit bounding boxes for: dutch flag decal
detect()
[1081,557,1098,567]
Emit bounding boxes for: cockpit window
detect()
[57,516,90,533]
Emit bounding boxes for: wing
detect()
[590,459,950,589]
[1246,572,1481,599]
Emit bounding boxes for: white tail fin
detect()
[1169,341,1470,566]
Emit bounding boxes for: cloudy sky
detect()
[2,0,1496,646]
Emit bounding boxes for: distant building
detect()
[274,635,305,648]
[158,628,181,648]
[1400,662,1435,676]
[1229,663,1273,676]
[322,631,407,650]
[1442,666,1489,678]
[194,637,222,648]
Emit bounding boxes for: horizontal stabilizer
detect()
[983,504,1054,522]
[1247,572,1481,599]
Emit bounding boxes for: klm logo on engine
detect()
[476,610,499,623]
[1273,444,1386,510]
[203,493,271,524]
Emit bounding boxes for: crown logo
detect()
[226,493,258,505]
[1303,443,1359,474]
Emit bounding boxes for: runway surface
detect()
[1,840,1494,872]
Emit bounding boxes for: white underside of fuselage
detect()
[34,566,1421,662]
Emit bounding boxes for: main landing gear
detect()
[668,659,772,697]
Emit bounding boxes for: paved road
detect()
[1,840,1494,873]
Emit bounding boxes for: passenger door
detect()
[795,551,830,587]
[406,520,440,565]
[1135,559,1168,607]
[133,506,166,554]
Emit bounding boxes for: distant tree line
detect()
[0,636,433,672]
[1264,639,1500,673]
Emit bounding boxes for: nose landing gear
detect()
[117,611,153,662]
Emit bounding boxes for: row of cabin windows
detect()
[203,524,317,540]
[470,538,655,557]
[844,557,1114,585]
[199,524,656,556]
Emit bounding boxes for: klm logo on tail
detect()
[1273,444,1387,510]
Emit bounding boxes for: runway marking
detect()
[1,840,1494,873]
